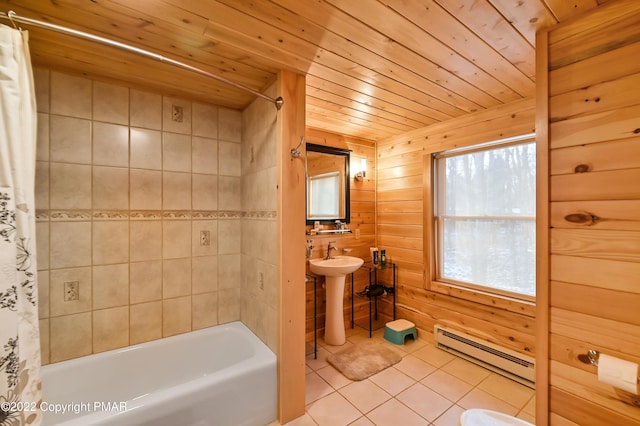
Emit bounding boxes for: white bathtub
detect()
[41,321,277,426]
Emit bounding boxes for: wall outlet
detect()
[355,228,361,239]
[172,105,183,122]
[64,281,79,302]
[200,230,210,246]
[259,272,264,290]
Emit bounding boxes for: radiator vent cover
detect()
[434,325,535,389]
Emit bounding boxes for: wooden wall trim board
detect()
[535,27,551,426]
[543,1,640,424]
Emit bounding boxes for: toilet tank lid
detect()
[460,409,534,426]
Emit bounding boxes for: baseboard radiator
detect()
[434,325,535,389]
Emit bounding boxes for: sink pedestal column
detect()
[324,275,347,345]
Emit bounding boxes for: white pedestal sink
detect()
[309,256,364,345]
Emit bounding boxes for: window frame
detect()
[427,134,537,305]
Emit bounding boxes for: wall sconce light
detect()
[354,157,367,181]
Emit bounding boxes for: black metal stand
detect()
[357,262,397,338]
[306,275,318,359]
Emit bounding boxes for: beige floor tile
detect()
[421,369,473,402]
[282,412,317,426]
[395,354,437,381]
[317,365,353,389]
[366,399,428,426]
[306,372,334,405]
[432,404,465,426]
[369,366,416,396]
[457,388,519,416]
[396,383,453,422]
[522,394,535,416]
[411,344,456,368]
[395,336,428,354]
[339,379,391,414]
[321,339,355,354]
[348,416,375,426]
[306,392,361,426]
[307,347,331,371]
[477,373,535,409]
[440,357,491,386]
[517,411,535,424]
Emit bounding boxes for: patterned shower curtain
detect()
[0,25,42,426]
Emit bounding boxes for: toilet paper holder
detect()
[579,349,640,383]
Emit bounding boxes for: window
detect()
[434,135,536,299]
[308,171,341,219]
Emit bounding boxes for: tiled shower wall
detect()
[240,84,278,353]
[34,69,243,364]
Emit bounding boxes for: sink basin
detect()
[309,256,364,277]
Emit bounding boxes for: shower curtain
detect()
[0,25,42,425]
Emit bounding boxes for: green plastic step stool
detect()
[384,319,417,345]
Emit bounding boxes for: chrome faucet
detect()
[325,241,338,259]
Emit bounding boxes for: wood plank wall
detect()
[540,1,640,425]
[303,128,379,343]
[374,97,537,356]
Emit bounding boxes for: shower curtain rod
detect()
[0,10,284,110]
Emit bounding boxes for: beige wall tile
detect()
[218,108,242,142]
[162,97,191,135]
[130,260,162,304]
[50,312,92,363]
[50,222,91,269]
[218,176,240,211]
[192,220,217,257]
[219,141,241,176]
[162,220,191,259]
[130,301,162,344]
[93,122,129,167]
[50,163,91,210]
[163,132,191,172]
[130,169,162,210]
[163,258,191,298]
[130,221,162,261]
[218,220,241,255]
[163,172,191,210]
[50,115,91,164]
[93,166,129,210]
[40,319,50,365]
[37,113,49,161]
[219,254,240,289]
[130,90,161,130]
[51,72,91,119]
[50,267,92,316]
[192,136,218,175]
[192,174,217,211]
[93,221,129,265]
[33,68,50,114]
[218,288,240,323]
[38,271,50,319]
[130,128,161,169]
[93,81,129,125]
[192,292,218,330]
[192,255,217,294]
[36,221,49,270]
[35,161,49,210]
[93,263,129,309]
[163,296,191,337]
[192,102,218,138]
[93,306,129,353]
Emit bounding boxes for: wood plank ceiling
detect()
[1,0,608,141]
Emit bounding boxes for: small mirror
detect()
[306,143,350,224]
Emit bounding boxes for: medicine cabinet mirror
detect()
[306,143,350,225]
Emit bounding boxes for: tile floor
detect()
[286,326,535,426]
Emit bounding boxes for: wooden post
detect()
[277,70,307,423]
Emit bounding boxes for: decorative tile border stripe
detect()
[37,209,276,221]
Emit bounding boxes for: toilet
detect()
[460,409,534,426]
